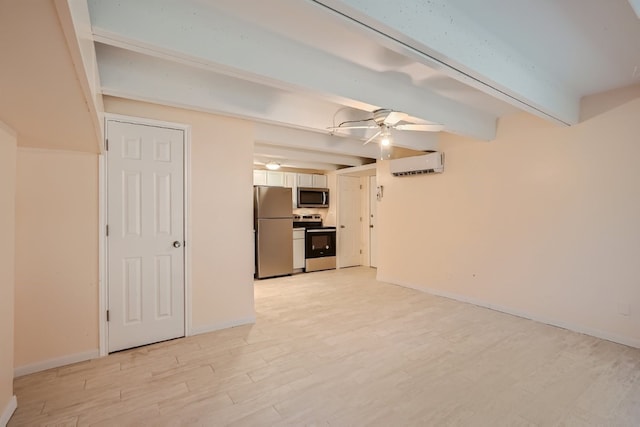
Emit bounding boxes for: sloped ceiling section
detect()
[86,0,640,168]
[0,0,101,153]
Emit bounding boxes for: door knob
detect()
[173,241,182,248]
[370,225,374,228]
[340,225,345,228]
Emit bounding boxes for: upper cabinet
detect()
[253,170,267,186]
[297,173,327,188]
[284,172,297,209]
[296,173,313,188]
[266,171,284,187]
[255,171,327,188]
[253,170,287,187]
[284,172,297,189]
[312,174,328,188]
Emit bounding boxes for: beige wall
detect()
[12,96,255,374]
[0,1,100,153]
[580,82,640,121]
[0,121,16,419]
[104,97,255,332]
[14,148,99,368]
[377,97,640,347]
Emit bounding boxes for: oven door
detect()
[305,228,336,258]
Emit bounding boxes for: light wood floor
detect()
[9,267,640,426]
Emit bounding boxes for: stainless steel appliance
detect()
[254,186,293,279]
[297,187,329,208]
[293,214,336,272]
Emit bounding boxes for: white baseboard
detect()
[13,317,257,378]
[0,395,17,427]
[377,274,640,349]
[14,349,100,378]
[189,316,256,337]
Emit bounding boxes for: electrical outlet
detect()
[617,302,630,316]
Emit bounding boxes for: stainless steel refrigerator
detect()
[254,186,293,279]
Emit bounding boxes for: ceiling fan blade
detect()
[363,130,381,145]
[327,125,379,130]
[394,124,444,132]
[383,111,408,125]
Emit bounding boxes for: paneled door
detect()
[338,175,361,268]
[106,120,185,353]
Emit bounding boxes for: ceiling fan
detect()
[328,109,444,145]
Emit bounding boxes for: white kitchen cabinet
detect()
[297,173,326,188]
[266,171,284,186]
[284,172,297,208]
[284,172,297,188]
[254,170,286,186]
[297,173,313,188]
[312,174,328,188]
[253,170,267,186]
[293,228,305,270]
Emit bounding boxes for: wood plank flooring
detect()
[9,267,640,426]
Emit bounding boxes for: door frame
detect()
[99,113,192,356]
[368,175,377,268]
[336,174,362,268]
[333,164,377,269]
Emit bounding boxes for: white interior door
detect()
[369,176,378,268]
[107,120,185,353]
[338,175,361,268]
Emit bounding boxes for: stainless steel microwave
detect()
[297,187,329,208]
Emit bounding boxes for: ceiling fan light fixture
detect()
[265,161,281,170]
[380,125,392,146]
[380,144,392,160]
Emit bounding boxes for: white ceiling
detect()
[80,0,640,169]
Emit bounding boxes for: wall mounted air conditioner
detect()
[389,152,444,176]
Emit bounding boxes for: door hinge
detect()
[105,139,109,151]
[106,225,109,236]
[106,310,110,322]
[360,184,363,189]
[360,249,363,254]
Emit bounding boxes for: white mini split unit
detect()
[389,152,444,176]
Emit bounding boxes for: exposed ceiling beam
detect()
[254,143,366,167]
[253,157,341,171]
[88,0,498,140]
[255,123,382,159]
[312,0,580,126]
[96,43,441,152]
[95,44,343,134]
